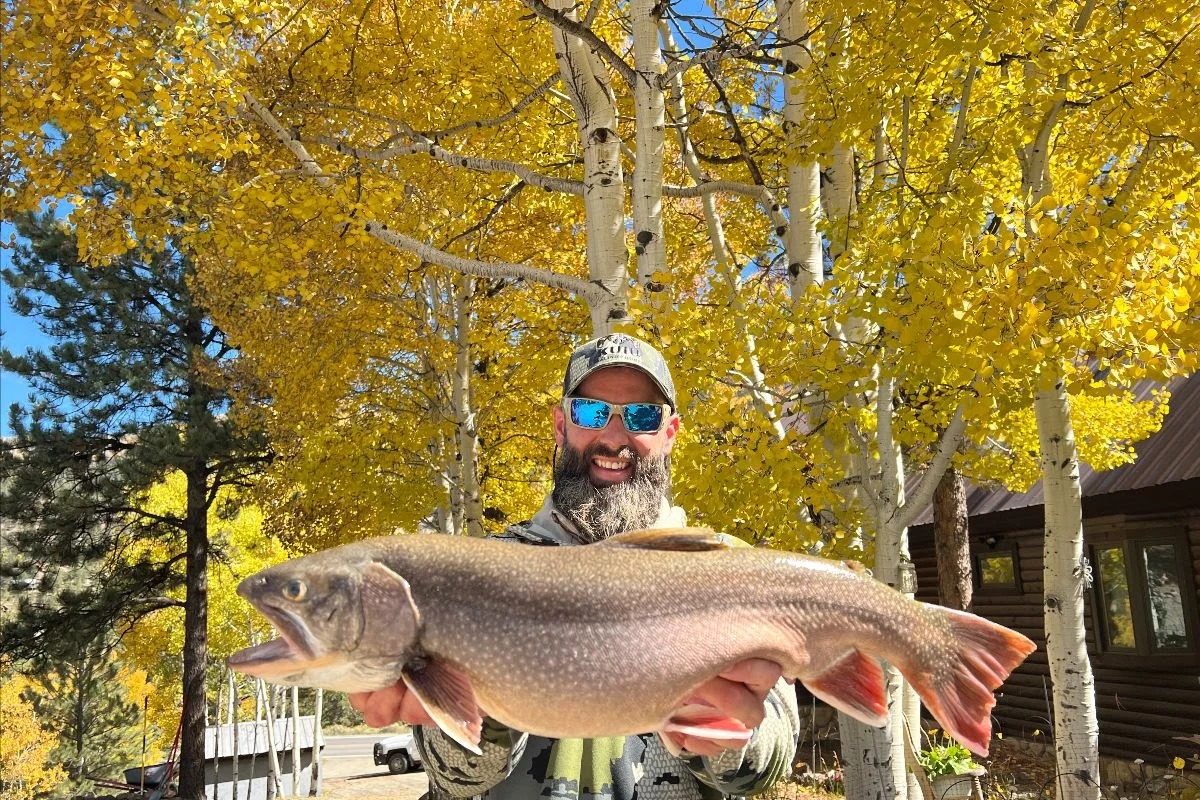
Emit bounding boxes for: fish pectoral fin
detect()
[402,659,484,755]
[657,706,754,757]
[663,705,754,740]
[600,527,747,551]
[802,649,888,728]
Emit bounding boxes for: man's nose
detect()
[597,411,630,444]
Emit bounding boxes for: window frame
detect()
[1087,523,1199,669]
[972,542,1023,596]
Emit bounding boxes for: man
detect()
[351,333,799,799]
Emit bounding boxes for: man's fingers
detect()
[671,733,748,757]
[398,690,436,727]
[349,684,407,728]
[718,658,783,697]
[689,677,766,730]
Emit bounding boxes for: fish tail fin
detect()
[910,606,1036,757]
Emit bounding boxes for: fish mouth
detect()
[227,605,322,676]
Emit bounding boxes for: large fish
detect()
[228,528,1034,756]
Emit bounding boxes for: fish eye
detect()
[282,579,307,602]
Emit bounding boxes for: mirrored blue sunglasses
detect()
[564,397,671,433]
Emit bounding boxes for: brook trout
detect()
[228,528,1034,756]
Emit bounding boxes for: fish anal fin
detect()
[402,659,483,755]
[908,607,1036,757]
[601,527,747,551]
[803,649,887,728]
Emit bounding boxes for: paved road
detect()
[323,734,385,758]
[319,735,428,800]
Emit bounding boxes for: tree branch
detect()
[302,133,586,194]
[896,405,967,530]
[241,91,610,306]
[520,0,636,85]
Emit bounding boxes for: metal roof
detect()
[911,372,1200,525]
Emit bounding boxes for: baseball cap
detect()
[562,334,676,409]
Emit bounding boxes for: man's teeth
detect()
[594,458,630,470]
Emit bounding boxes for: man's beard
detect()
[551,441,671,542]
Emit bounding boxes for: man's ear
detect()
[553,405,567,446]
[662,414,681,453]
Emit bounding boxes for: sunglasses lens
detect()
[623,403,664,433]
[570,398,612,429]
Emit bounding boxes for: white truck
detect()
[373,731,424,774]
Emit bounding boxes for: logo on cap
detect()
[597,334,642,361]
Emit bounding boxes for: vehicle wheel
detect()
[387,752,411,774]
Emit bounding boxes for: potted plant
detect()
[917,732,987,800]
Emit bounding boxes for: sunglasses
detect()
[563,397,672,433]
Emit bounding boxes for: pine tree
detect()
[0,208,271,800]
[23,636,147,793]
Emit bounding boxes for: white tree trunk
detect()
[631,0,666,294]
[550,0,627,334]
[659,23,785,438]
[1035,375,1101,800]
[309,689,322,797]
[453,275,484,536]
[775,0,823,296]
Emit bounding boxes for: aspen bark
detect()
[550,0,627,334]
[775,0,823,296]
[631,0,666,294]
[309,689,323,797]
[291,686,301,793]
[453,275,484,537]
[1035,375,1101,800]
[841,373,916,800]
[229,672,239,800]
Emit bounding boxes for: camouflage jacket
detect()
[412,497,800,800]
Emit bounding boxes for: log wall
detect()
[911,507,1200,767]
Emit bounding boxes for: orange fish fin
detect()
[803,649,888,727]
[402,659,483,755]
[658,705,754,756]
[600,527,746,551]
[909,607,1036,757]
[664,705,754,740]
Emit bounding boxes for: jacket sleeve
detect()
[413,718,528,798]
[687,679,800,796]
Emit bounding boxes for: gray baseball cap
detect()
[562,333,676,409]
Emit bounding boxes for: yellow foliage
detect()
[2,0,1197,546]
[122,473,286,751]
[0,674,66,800]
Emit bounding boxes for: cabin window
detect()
[1090,532,1197,659]
[979,553,1018,589]
[973,542,1021,594]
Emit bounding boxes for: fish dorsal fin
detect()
[402,658,484,755]
[599,527,747,551]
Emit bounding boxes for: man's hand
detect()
[662,658,785,757]
[348,683,436,728]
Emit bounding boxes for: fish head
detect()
[228,553,422,692]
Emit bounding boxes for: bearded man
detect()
[350,334,799,800]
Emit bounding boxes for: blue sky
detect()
[0,221,51,436]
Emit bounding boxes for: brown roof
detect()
[911,372,1200,524]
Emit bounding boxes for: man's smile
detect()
[591,455,633,483]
